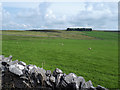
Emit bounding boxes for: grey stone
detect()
[59,73,77,88]
[19,61,26,66]
[16,64,25,70]
[56,74,63,87]
[27,64,34,70]
[90,86,96,90]
[53,68,63,76]
[46,70,51,76]
[22,80,31,88]
[20,76,28,80]
[8,55,12,62]
[82,80,93,88]
[60,79,68,87]
[77,76,86,88]
[9,64,23,76]
[27,65,34,73]
[0,55,4,61]
[50,76,55,83]
[46,80,52,87]
[64,73,77,84]
[27,65,38,73]
[63,73,66,76]
[37,67,46,83]
[3,57,10,62]
[71,77,79,89]
[96,85,107,90]
[30,67,37,74]
[69,73,77,78]
[1,57,11,66]
[0,61,2,67]
[9,60,18,65]
[66,73,79,89]
[0,65,6,72]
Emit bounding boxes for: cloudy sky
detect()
[1,1,118,30]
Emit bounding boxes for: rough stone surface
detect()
[0,55,108,90]
[9,64,23,76]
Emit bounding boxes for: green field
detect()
[1,30,118,88]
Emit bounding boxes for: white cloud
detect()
[67,2,118,30]
[0,3,2,20]
[1,0,119,2]
[45,9,56,19]
[3,21,32,30]
[2,2,118,30]
[0,3,2,30]
[2,2,40,9]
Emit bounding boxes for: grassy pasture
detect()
[1,30,118,88]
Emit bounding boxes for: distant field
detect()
[1,30,118,88]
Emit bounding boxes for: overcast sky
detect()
[1,2,118,30]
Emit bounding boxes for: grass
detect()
[1,30,118,88]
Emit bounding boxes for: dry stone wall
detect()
[0,55,107,90]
